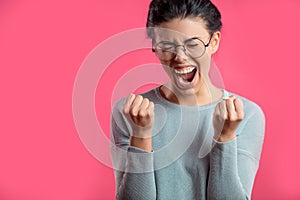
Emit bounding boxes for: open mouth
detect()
[174,66,197,84]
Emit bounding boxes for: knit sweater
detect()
[110,86,265,200]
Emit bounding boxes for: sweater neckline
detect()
[154,85,229,111]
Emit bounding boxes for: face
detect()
[153,17,221,97]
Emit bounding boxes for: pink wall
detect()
[0,0,299,199]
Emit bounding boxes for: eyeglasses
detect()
[152,35,212,61]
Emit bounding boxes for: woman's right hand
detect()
[122,94,154,151]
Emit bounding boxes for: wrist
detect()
[131,127,152,138]
[214,132,236,142]
[130,136,152,152]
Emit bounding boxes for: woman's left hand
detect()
[213,96,244,142]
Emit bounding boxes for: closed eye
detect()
[157,42,175,51]
[186,44,198,48]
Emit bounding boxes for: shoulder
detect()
[139,86,160,103]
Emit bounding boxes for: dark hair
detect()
[146,0,222,38]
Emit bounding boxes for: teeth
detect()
[174,67,195,74]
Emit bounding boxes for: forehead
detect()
[153,17,209,42]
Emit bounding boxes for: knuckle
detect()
[149,105,154,112]
[149,101,154,107]
[138,110,145,117]
[228,113,233,120]
[215,112,222,118]
[147,110,153,116]
[122,107,128,114]
[237,110,244,118]
[130,108,137,117]
[223,114,229,120]
[231,117,238,121]
[128,93,135,99]
[238,115,244,120]
[136,95,143,100]
[236,98,244,106]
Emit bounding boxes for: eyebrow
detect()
[157,36,204,44]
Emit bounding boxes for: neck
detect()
[160,76,223,106]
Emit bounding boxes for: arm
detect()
[110,96,157,200]
[207,105,265,199]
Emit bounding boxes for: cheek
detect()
[194,56,211,73]
[160,61,171,72]
[162,65,172,75]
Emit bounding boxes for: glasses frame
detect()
[152,34,213,61]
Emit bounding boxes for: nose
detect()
[174,45,188,62]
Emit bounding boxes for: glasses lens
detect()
[185,38,206,58]
[154,38,207,61]
[155,42,175,61]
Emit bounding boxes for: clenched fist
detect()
[122,94,155,139]
[213,96,244,142]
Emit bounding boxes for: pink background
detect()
[1,0,300,199]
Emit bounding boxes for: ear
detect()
[209,31,221,54]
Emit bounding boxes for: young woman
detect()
[110,0,265,199]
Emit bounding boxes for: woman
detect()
[110,0,265,199]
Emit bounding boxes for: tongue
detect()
[181,70,195,82]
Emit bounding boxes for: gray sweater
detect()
[110,86,265,200]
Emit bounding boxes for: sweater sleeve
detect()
[207,105,265,200]
[110,100,157,200]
